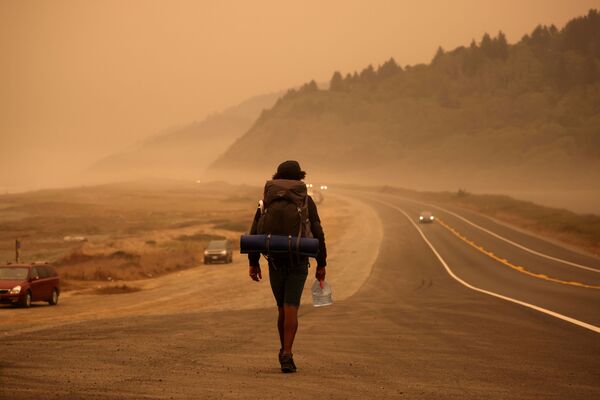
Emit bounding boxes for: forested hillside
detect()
[211,10,600,191]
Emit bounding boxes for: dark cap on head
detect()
[273,160,306,180]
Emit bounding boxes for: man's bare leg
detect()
[277,306,285,351]
[282,304,299,355]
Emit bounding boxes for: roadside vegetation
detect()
[0,180,259,289]
[92,284,142,295]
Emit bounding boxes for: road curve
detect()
[1,191,599,399]
[368,192,600,329]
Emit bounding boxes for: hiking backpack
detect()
[256,179,313,240]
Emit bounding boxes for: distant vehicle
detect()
[306,183,326,204]
[0,263,60,308]
[307,183,329,191]
[308,189,324,204]
[204,240,233,264]
[419,211,435,223]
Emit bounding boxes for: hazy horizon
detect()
[1,0,599,193]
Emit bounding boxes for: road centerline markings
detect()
[436,217,600,290]
[369,197,600,335]
[408,198,600,274]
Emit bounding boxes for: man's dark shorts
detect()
[268,258,309,307]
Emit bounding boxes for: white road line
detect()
[372,198,600,335]
[391,195,600,274]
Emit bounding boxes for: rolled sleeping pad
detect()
[240,234,319,258]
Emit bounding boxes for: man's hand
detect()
[315,266,326,282]
[249,266,262,281]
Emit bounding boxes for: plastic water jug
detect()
[311,279,333,307]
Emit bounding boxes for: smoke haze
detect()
[1,0,598,193]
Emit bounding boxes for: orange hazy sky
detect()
[1,0,599,188]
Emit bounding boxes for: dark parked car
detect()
[204,240,233,264]
[0,264,60,308]
[419,211,435,223]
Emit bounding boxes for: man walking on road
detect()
[248,160,327,373]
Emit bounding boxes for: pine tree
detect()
[359,65,376,82]
[462,39,483,76]
[562,9,600,56]
[377,58,400,78]
[432,46,445,64]
[330,71,344,91]
[480,33,493,58]
[530,25,551,46]
[495,31,509,60]
[303,80,318,92]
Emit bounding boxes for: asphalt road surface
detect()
[1,190,599,399]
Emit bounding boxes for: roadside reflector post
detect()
[15,239,20,263]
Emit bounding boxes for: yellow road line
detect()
[436,218,600,290]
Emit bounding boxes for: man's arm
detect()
[248,207,261,268]
[308,197,327,268]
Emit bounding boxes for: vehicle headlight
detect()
[419,216,424,220]
[220,250,227,255]
[9,285,21,294]
[430,216,435,220]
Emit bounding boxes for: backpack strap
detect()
[295,196,307,263]
[288,234,294,266]
[264,234,278,270]
[266,234,272,255]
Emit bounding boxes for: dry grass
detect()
[0,180,260,283]
[176,232,226,242]
[92,284,142,295]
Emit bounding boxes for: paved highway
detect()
[1,190,598,399]
[370,192,600,330]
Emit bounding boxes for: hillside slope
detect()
[210,11,600,191]
[88,91,280,182]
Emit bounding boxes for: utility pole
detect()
[15,239,20,263]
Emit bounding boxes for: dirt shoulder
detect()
[0,193,382,336]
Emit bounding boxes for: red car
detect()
[0,264,60,308]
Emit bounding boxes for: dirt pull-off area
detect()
[0,193,382,337]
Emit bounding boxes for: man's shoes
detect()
[280,353,297,373]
